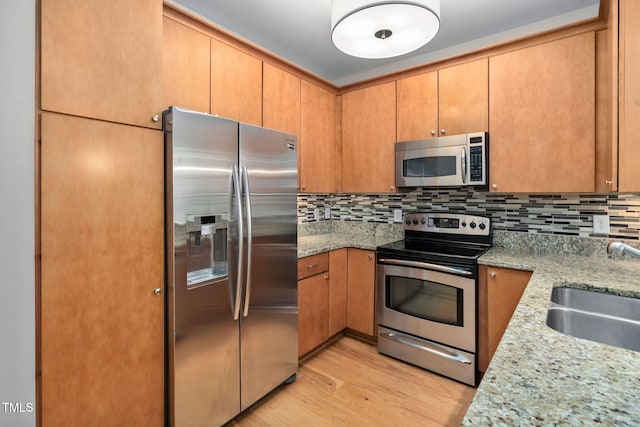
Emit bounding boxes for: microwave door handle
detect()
[241,166,252,318]
[231,165,243,321]
[461,147,467,184]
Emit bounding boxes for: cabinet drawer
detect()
[298,253,329,280]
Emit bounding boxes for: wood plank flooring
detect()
[228,336,476,427]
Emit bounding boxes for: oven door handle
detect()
[380,332,473,365]
[378,258,473,276]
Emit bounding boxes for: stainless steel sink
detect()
[546,287,640,352]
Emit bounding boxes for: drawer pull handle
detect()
[306,263,319,269]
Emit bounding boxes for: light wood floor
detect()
[228,336,476,427]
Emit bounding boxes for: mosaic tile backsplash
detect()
[298,190,640,240]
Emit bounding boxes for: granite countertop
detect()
[463,248,640,426]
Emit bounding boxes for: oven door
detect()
[377,261,476,353]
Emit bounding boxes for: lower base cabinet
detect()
[478,265,532,372]
[346,249,376,337]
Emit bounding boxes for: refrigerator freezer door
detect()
[166,107,241,426]
[239,124,298,410]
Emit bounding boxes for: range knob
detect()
[479,223,486,230]
[405,218,412,225]
[470,222,477,229]
[412,218,419,225]
[421,217,427,224]
[461,222,467,228]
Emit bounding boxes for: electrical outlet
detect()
[324,207,331,220]
[593,214,610,235]
[393,209,403,223]
[313,208,320,221]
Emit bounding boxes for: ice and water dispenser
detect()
[185,214,228,289]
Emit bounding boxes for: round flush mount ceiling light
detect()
[331,0,441,59]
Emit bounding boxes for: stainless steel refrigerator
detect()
[163,106,298,427]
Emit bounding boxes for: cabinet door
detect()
[298,273,330,357]
[41,0,163,129]
[329,249,348,336]
[619,0,640,191]
[438,58,488,136]
[397,71,438,141]
[263,63,301,136]
[211,39,263,125]
[346,249,376,336]
[41,113,164,426]
[478,266,532,372]
[300,81,337,193]
[489,33,595,193]
[163,16,210,113]
[342,82,397,193]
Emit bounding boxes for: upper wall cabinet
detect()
[619,0,640,192]
[263,63,301,136]
[300,81,337,193]
[211,39,263,126]
[397,58,488,141]
[342,82,397,193]
[163,17,210,114]
[41,0,163,129]
[489,33,596,193]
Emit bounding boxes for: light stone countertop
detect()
[462,248,640,426]
[297,224,640,426]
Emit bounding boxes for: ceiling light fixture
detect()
[331,0,441,59]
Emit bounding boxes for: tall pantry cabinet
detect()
[39,1,165,426]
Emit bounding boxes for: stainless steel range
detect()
[376,212,492,386]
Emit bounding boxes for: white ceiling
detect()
[166,0,601,87]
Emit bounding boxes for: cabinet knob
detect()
[152,115,160,122]
[490,272,496,278]
[154,288,162,296]
[491,184,497,190]
[324,275,329,281]
[441,129,446,135]
[301,186,307,191]
[389,185,395,191]
[605,180,613,186]
[431,130,436,136]
[368,254,373,260]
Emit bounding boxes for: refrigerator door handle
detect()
[232,165,244,321]
[241,166,253,318]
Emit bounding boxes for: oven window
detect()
[386,275,463,326]
[403,156,456,178]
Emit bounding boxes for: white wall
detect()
[0,1,36,426]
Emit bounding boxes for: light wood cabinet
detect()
[300,81,337,193]
[211,39,263,126]
[329,249,348,336]
[397,58,488,141]
[40,113,165,426]
[342,82,397,193]
[346,249,376,336]
[478,265,532,372]
[263,63,301,136]
[619,0,640,191]
[41,0,163,129]
[162,16,210,113]
[489,33,596,193]
[298,271,330,357]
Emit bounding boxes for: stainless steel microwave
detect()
[395,132,488,188]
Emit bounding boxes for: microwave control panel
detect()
[467,133,487,185]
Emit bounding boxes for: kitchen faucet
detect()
[607,241,640,259]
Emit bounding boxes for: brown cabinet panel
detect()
[263,63,301,136]
[342,83,397,193]
[300,81,337,193]
[163,16,210,113]
[211,39,263,126]
[489,33,596,193]
[329,249,348,336]
[619,0,640,191]
[478,266,532,372]
[298,253,330,281]
[346,249,376,336]
[438,58,488,136]
[397,71,438,141]
[298,273,330,357]
[41,0,163,128]
[40,113,165,426]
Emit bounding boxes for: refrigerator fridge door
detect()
[239,124,298,410]
[166,107,241,427]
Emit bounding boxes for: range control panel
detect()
[403,212,491,236]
